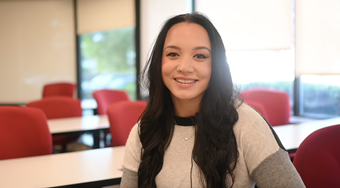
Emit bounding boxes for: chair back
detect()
[26,96,82,119]
[0,106,52,160]
[43,82,76,98]
[107,100,147,146]
[93,89,130,115]
[293,124,340,188]
[26,96,82,149]
[241,88,291,126]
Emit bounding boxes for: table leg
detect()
[92,131,101,148]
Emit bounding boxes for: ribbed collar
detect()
[173,114,197,126]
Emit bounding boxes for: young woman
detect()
[120,13,305,188]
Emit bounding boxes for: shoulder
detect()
[128,122,140,139]
[234,101,274,139]
[125,122,141,152]
[233,102,292,174]
[235,100,269,127]
[233,100,287,159]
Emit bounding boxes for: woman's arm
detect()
[120,167,138,188]
[120,124,141,188]
[251,147,305,188]
[235,103,305,188]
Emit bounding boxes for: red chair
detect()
[107,100,147,146]
[43,82,76,98]
[241,88,291,126]
[0,106,52,160]
[93,89,131,146]
[293,124,340,188]
[26,96,82,152]
[93,89,130,115]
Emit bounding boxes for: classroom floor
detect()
[53,134,92,153]
[54,131,109,153]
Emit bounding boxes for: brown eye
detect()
[194,54,208,59]
[167,52,179,57]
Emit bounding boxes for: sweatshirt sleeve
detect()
[234,103,306,188]
[120,123,141,188]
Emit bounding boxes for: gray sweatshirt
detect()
[120,102,305,188]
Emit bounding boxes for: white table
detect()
[46,114,340,151]
[48,115,110,148]
[0,146,125,188]
[48,115,109,134]
[273,117,340,151]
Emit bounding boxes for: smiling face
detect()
[162,22,212,109]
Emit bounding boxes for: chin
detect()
[172,92,203,101]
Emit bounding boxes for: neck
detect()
[172,97,201,117]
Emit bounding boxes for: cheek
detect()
[202,61,212,80]
[161,59,173,76]
[161,58,166,76]
[161,60,171,84]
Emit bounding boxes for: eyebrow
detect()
[163,45,211,53]
[194,46,211,52]
[163,45,181,51]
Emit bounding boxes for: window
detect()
[76,0,136,112]
[228,50,295,104]
[299,75,340,118]
[80,27,137,108]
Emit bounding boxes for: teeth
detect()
[176,79,195,84]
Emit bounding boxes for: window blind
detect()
[295,0,340,76]
[196,0,292,51]
[76,0,135,34]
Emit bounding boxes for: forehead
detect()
[164,22,211,49]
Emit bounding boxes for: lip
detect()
[174,77,198,88]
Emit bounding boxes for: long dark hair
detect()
[138,12,240,188]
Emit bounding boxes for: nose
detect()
[178,55,194,73]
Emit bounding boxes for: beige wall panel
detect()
[0,0,76,103]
